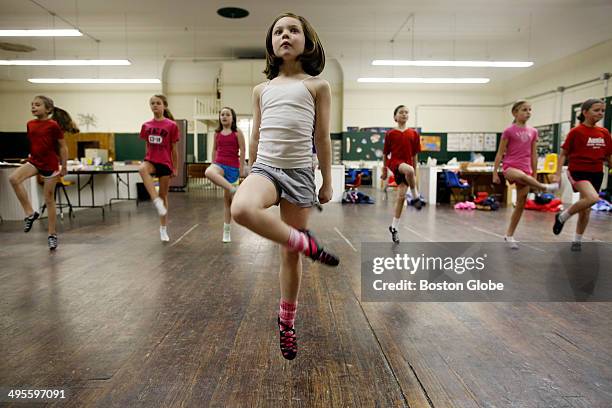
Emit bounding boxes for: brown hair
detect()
[263,12,325,80]
[215,107,237,133]
[577,98,604,122]
[151,94,175,121]
[511,100,530,123]
[393,105,407,117]
[34,95,79,133]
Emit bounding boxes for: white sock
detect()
[224,223,230,231]
[559,209,571,223]
[392,217,400,229]
[504,235,516,242]
[160,225,167,232]
[545,183,559,192]
[574,233,582,242]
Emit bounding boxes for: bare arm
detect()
[58,139,69,176]
[531,138,538,176]
[492,138,508,183]
[312,80,333,203]
[555,148,567,183]
[249,84,264,164]
[171,142,178,176]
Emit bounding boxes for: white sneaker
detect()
[153,197,167,216]
[222,229,231,243]
[504,236,519,249]
[160,227,170,242]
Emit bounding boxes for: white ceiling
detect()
[1,0,612,89]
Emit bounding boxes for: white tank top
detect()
[257,79,315,169]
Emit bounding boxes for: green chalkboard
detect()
[114,133,207,162]
[114,133,145,161]
[341,131,500,164]
[534,123,559,156]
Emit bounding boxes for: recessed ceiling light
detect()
[372,60,533,68]
[2,60,130,66]
[28,78,160,84]
[357,77,490,84]
[217,7,249,19]
[0,29,82,37]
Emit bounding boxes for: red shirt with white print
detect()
[140,118,179,171]
[562,124,612,173]
[383,128,421,171]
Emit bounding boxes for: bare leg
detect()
[278,200,310,302]
[231,174,291,244]
[504,168,552,191]
[158,175,170,226]
[224,189,232,224]
[205,164,235,192]
[138,162,160,200]
[506,184,530,237]
[9,163,38,216]
[564,182,600,217]
[576,207,590,236]
[394,183,408,219]
[43,176,59,235]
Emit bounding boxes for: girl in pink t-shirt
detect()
[138,94,179,242]
[492,100,558,248]
[204,107,246,242]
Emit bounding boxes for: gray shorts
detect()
[250,162,316,208]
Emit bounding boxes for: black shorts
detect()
[391,163,414,186]
[28,161,58,178]
[147,161,172,177]
[568,171,603,192]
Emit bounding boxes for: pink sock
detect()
[279,299,298,328]
[287,228,308,253]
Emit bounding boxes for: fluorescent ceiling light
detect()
[358,77,490,84]
[28,78,161,84]
[1,60,130,66]
[372,60,533,68]
[0,29,83,37]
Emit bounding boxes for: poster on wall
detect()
[447,134,460,151]
[420,135,441,152]
[459,134,473,151]
[484,133,497,152]
[471,133,484,151]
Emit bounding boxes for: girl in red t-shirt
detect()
[138,94,179,242]
[9,95,78,250]
[381,105,423,244]
[204,107,246,242]
[553,98,612,250]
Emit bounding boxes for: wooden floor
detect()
[1,187,611,407]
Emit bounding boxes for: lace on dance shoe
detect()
[24,211,40,233]
[278,317,297,360]
[302,230,340,266]
[389,226,400,243]
[48,234,58,251]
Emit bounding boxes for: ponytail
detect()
[163,107,175,121]
[53,107,80,133]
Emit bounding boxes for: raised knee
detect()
[588,194,600,204]
[204,166,215,178]
[231,201,251,225]
[9,174,19,186]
